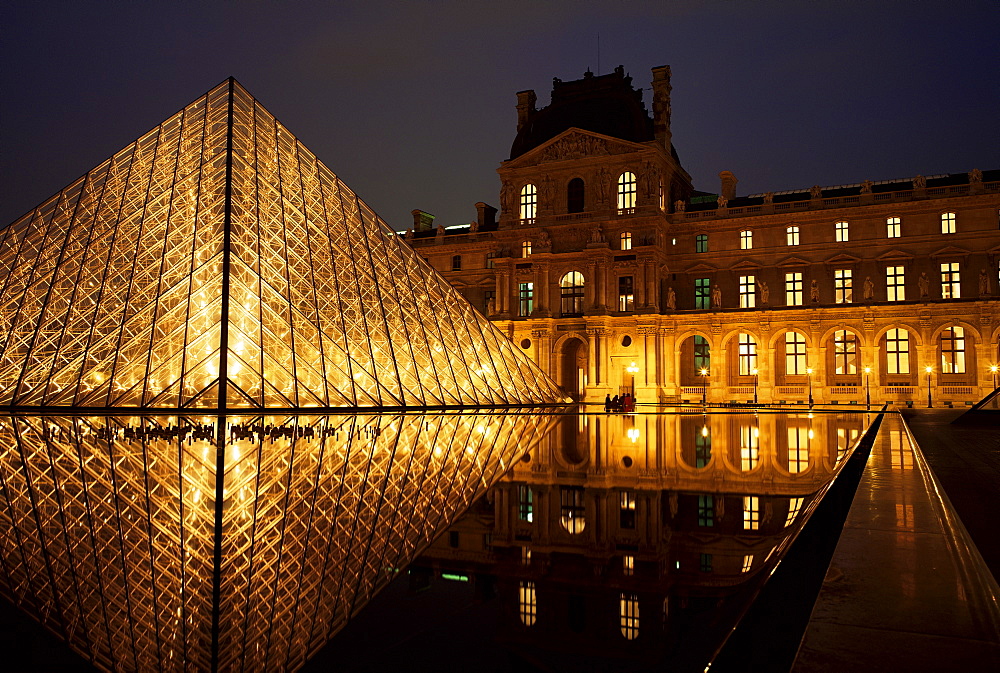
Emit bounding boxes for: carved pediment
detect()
[823,252,862,266]
[730,259,762,270]
[506,128,649,168]
[929,245,972,258]
[685,262,718,274]
[777,255,811,268]
[876,249,915,261]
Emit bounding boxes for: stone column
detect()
[660,327,676,396]
[638,326,658,402]
[586,328,599,401]
[533,328,552,378]
[597,328,610,386]
[535,262,550,317]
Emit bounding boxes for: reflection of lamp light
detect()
[806,367,814,407]
[626,362,639,374]
[751,367,759,404]
[627,428,640,443]
[700,367,709,406]
[864,366,872,408]
[701,425,709,437]
[926,365,934,408]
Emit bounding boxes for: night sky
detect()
[2,1,998,230]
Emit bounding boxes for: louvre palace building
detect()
[407,65,1000,406]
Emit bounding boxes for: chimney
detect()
[475,202,497,230]
[719,171,738,201]
[651,65,672,149]
[411,209,435,232]
[516,90,536,134]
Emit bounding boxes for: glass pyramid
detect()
[0,79,564,409]
[0,411,557,672]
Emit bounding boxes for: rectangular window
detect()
[785,272,803,306]
[835,220,849,242]
[517,485,533,522]
[700,553,713,573]
[834,269,852,304]
[696,234,708,253]
[519,184,537,222]
[739,275,756,308]
[619,491,636,529]
[885,328,910,374]
[693,335,711,374]
[740,230,753,249]
[738,333,757,376]
[785,497,804,527]
[740,425,759,471]
[941,262,960,299]
[486,251,497,268]
[743,496,760,531]
[695,278,711,310]
[886,266,905,301]
[785,332,807,375]
[941,212,956,234]
[787,225,800,246]
[834,330,858,375]
[695,426,712,468]
[618,276,634,312]
[787,426,810,474]
[518,282,534,317]
[940,326,966,374]
[521,240,532,258]
[620,231,632,250]
[697,495,714,527]
[887,217,901,238]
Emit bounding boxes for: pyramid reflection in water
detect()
[0,411,557,671]
[0,79,562,408]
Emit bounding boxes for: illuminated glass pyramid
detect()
[0,78,563,408]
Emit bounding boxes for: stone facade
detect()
[410,66,1000,406]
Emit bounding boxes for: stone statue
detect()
[860,179,873,194]
[970,168,983,185]
[759,280,769,305]
[810,279,820,303]
[918,272,930,297]
[436,224,446,237]
[711,284,722,308]
[469,220,479,233]
[674,199,686,212]
[642,161,657,197]
[405,228,413,240]
[596,167,611,204]
[863,276,875,300]
[913,174,927,190]
[487,297,496,315]
[763,192,774,205]
[666,286,676,310]
[500,180,514,213]
[717,195,728,209]
[810,185,822,199]
[540,175,554,204]
[589,224,604,244]
[980,267,990,295]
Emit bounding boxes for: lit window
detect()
[941,212,956,234]
[787,225,800,246]
[620,231,633,250]
[620,491,636,529]
[521,240,531,257]
[742,554,754,573]
[697,495,714,527]
[567,177,585,213]
[699,553,713,573]
[885,328,910,374]
[518,282,534,317]
[740,230,753,250]
[623,555,635,576]
[521,547,532,565]
[740,424,759,471]
[693,335,710,374]
[785,332,807,375]
[658,179,665,210]
[886,266,905,301]
[486,251,497,269]
[887,217,901,238]
[451,255,462,271]
[785,272,803,306]
[618,276,634,312]
[834,269,852,304]
[738,333,757,376]
[941,262,960,299]
[559,271,585,316]
[559,486,586,534]
[517,485,533,521]
[787,425,810,474]
[785,497,804,526]
[617,172,637,212]
[739,275,756,308]
[519,581,537,626]
[743,496,760,531]
[695,234,708,253]
[835,220,849,242]
[695,278,711,309]
[519,184,537,222]
[620,593,640,640]
[940,326,966,374]
[834,330,858,375]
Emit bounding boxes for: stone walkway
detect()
[792,412,1000,672]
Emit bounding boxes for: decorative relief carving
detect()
[919,312,932,328]
[530,329,550,339]
[863,314,876,331]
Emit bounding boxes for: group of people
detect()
[604,393,636,413]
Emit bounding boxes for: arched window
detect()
[785,332,807,375]
[559,486,586,534]
[519,184,537,222]
[567,177,585,213]
[620,231,632,250]
[620,593,640,640]
[940,326,966,373]
[694,335,710,373]
[740,424,759,471]
[521,240,532,258]
[451,255,462,271]
[738,333,757,376]
[885,328,910,374]
[617,172,637,212]
[787,422,811,474]
[834,330,858,374]
[560,271,585,315]
[519,581,537,626]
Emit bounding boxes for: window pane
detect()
[617,172,636,211]
[834,269,852,304]
[618,276,634,312]
[785,272,803,306]
[787,226,800,246]
[886,266,905,301]
[739,275,756,308]
[740,230,753,249]
[519,184,537,221]
[695,278,711,309]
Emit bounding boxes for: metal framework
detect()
[0,411,556,671]
[0,79,564,409]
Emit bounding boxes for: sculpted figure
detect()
[487,297,496,315]
[863,276,875,300]
[980,267,990,295]
[860,180,873,194]
[970,168,983,185]
[918,272,930,297]
[596,167,611,204]
[913,174,927,190]
[711,284,722,308]
[763,192,774,205]
[500,181,514,213]
[759,280,769,305]
[810,279,820,303]
[717,195,728,209]
[810,185,822,199]
[674,199,686,212]
[666,286,677,310]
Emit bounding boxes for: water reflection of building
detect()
[415,411,868,667]
[408,65,1000,406]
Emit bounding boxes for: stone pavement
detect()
[792,412,1000,672]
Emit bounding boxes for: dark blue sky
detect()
[2,1,998,229]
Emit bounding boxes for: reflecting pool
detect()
[0,408,874,673]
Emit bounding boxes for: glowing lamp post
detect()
[700,367,709,406]
[626,361,639,402]
[806,367,814,407]
[751,367,759,405]
[864,366,872,409]
[925,365,934,408]
[991,365,999,389]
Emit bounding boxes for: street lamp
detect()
[991,364,999,389]
[806,367,814,407]
[751,367,759,405]
[925,365,934,408]
[700,367,709,406]
[863,366,871,409]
